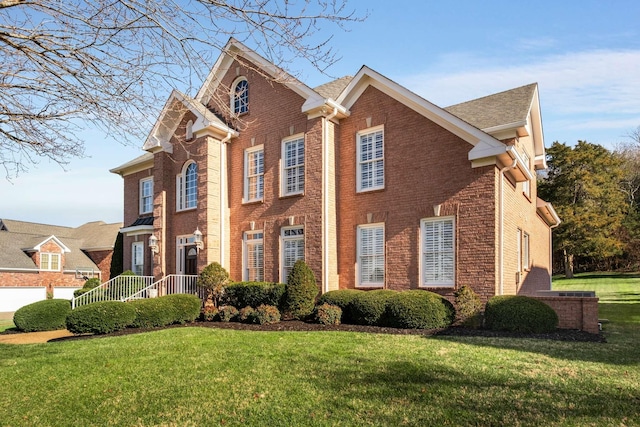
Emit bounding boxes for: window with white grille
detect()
[523,232,530,270]
[421,217,455,287]
[357,224,385,287]
[176,161,197,211]
[281,226,304,282]
[244,231,264,281]
[282,136,305,196]
[140,177,153,214]
[132,242,144,276]
[522,151,531,198]
[40,253,61,271]
[232,78,248,114]
[357,126,384,192]
[244,146,264,202]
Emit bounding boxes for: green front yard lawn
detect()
[0,275,638,426]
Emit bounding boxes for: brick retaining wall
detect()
[533,296,599,334]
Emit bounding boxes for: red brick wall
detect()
[533,296,600,334]
[0,271,84,292]
[336,85,498,301]
[122,167,154,277]
[85,249,114,281]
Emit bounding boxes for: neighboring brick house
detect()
[0,219,121,311]
[111,38,560,303]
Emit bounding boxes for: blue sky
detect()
[3,0,640,227]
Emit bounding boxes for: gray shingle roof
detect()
[444,83,537,130]
[0,219,122,270]
[314,76,353,99]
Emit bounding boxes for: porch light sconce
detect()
[149,234,159,254]
[193,228,204,250]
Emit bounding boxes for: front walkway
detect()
[0,329,74,344]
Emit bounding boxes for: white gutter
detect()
[322,108,338,293]
[498,159,517,295]
[219,132,232,269]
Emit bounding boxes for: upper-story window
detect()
[232,77,249,115]
[140,177,154,214]
[522,150,531,199]
[40,252,61,271]
[177,161,198,211]
[244,145,264,202]
[282,135,305,196]
[357,126,384,192]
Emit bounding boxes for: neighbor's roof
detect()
[444,83,537,131]
[314,76,353,99]
[0,219,122,271]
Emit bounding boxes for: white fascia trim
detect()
[534,154,547,170]
[536,199,561,227]
[469,144,535,181]
[0,267,39,272]
[120,225,154,236]
[109,159,153,177]
[301,97,350,118]
[337,66,502,148]
[30,235,71,253]
[482,120,528,135]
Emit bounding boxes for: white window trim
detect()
[280,225,305,283]
[523,232,530,271]
[231,76,248,115]
[517,228,523,272]
[139,177,154,215]
[356,223,385,288]
[522,150,531,199]
[132,242,144,276]
[420,216,455,288]
[280,134,305,197]
[176,235,196,275]
[244,145,264,203]
[40,252,61,271]
[356,125,385,193]
[176,161,197,212]
[243,230,264,281]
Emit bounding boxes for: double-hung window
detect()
[357,224,385,287]
[357,126,384,192]
[140,177,153,214]
[177,161,197,211]
[132,242,144,276]
[282,135,305,196]
[281,226,304,282]
[244,146,264,202]
[40,253,61,271]
[244,231,264,281]
[421,217,455,287]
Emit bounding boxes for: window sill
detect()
[279,192,304,200]
[242,199,264,206]
[356,284,385,289]
[419,284,455,289]
[356,187,385,195]
[176,207,197,213]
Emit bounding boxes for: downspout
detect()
[323,108,338,294]
[498,158,517,295]
[219,132,232,269]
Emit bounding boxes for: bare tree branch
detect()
[0,0,365,178]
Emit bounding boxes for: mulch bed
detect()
[32,320,605,343]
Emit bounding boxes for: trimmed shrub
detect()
[454,286,483,328]
[238,306,256,323]
[162,294,201,324]
[283,260,319,319]
[317,289,363,323]
[385,290,455,329]
[128,298,175,328]
[218,305,239,322]
[351,290,396,326]
[224,282,286,309]
[484,295,559,333]
[254,305,281,325]
[197,262,230,307]
[314,303,342,325]
[13,299,71,332]
[66,301,136,334]
[73,277,102,298]
[201,304,219,322]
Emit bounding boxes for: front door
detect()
[185,246,198,276]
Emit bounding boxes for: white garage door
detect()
[0,287,47,312]
[53,287,81,301]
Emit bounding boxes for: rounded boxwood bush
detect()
[66,301,136,334]
[314,303,342,325]
[162,294,201,324]
[224,282,286,309]
[218,305,239,322]
[73,278,102,298]
[254,304,281,325]
[13,299,71,332]
[317,289,363,323]
[385,290,454,329]
[128,298,175,328]
[454,285,483,328]
[238,306,256,323]
[351,290,397,326]
[484,295,559,333]
[283,260,319,319]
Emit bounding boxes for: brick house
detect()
[0,219,121,311]
[111,38,560,303]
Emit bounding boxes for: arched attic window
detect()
[177,160,198,211]
[231,77,248,115]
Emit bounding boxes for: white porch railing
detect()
[124,275,202,301]
[72,275,155,309]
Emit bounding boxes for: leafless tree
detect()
[616,126,640,209]
[0,0,363,178]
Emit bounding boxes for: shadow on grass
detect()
[554,272,640,280]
